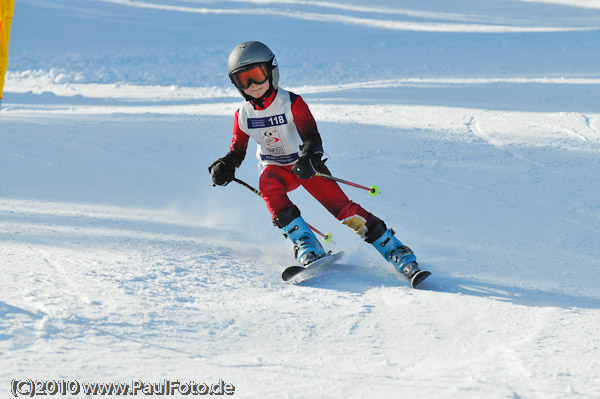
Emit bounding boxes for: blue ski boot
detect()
[371,227,422,280]
[282,216,326,266]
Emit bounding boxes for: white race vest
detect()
[237,89,303,172]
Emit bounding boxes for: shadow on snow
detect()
[293,263,600,310]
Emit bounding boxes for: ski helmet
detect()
[228,41,279,96]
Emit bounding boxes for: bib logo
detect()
[262,128,285,154]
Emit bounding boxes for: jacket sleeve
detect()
[290,94,323,155]
[226,109,250,167]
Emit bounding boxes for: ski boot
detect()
[282,216,326,266]
[370,226,429,286]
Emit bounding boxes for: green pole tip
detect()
[369,185,380,197]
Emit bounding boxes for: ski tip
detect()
[281,251,344,282]
[282,266,305,281]
[411,270,432,289]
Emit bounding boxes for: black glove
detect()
[209,156,236,186]
[291,137,324,180]
[291,154,320,179]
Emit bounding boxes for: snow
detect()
[1,0,599,398]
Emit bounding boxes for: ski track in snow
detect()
[87,0,599,33]
[2,0,600,398]
[4,75,600,153]
[7,70,600,100]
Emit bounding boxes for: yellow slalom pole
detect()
[0,0,16,111]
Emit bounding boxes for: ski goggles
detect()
[230,63,270,91]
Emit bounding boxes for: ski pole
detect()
[303,222,332,244]
[314,172,380,197]
[233,178,261,197]
[232,178,333,243]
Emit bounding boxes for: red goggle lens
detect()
[231,64,269,90]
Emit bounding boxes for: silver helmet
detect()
[227,41,279,93]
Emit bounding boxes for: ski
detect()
[282,250,431,288]
[282,251,344,282]
[410,270,432,289]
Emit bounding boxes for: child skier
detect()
[209,41,426,284]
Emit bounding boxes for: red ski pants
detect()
[259,165,379,235]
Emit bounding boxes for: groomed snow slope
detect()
[1,1,600,398]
